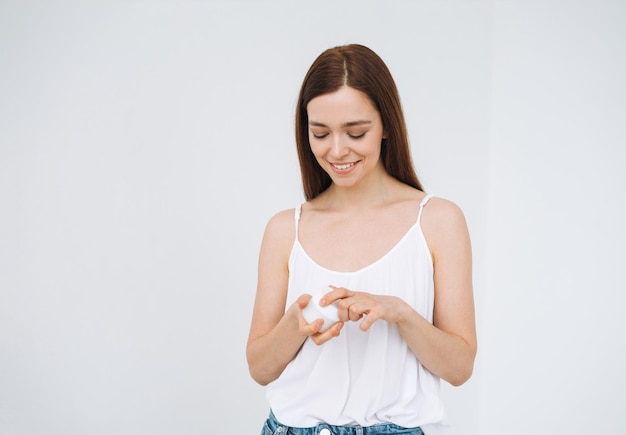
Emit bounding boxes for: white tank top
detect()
[266,194,444,429]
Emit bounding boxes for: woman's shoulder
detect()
[262,207,298,252]
[420,195,470,254]
[421,194,468,230]
[423,195,466,219]
[267,207,297,222]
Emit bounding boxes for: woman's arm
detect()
[246,209,342,386]
[398,198,476,385]
[321,198,476,386]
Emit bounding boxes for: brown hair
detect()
[295,44,423,200]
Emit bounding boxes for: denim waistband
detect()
[263,411,423,435]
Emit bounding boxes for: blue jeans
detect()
[262,411,423,435]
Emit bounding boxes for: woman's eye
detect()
[348,132,366,139]
[312,132,329,139]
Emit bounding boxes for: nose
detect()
[329,135,349,159]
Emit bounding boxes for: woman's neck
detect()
[318,171,402,212]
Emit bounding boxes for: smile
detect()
[332,162,356,170]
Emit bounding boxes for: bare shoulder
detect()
[420,196,471,257]
[265,208,296,233]
[261,208,297,259]
[422,196,467,227]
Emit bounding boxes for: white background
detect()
[1,1,624,434]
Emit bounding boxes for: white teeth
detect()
[333,162,355,170]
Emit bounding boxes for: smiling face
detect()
[307,86,387,190]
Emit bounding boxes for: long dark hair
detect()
[295,44,423,200]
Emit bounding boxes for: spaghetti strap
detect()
[294,205,302,240]
[417,193,434,223]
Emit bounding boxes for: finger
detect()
[297,294,313,309]
[320,286,343,305]
[348,304,364,322]
[358,311,378,331]
[300,316,324,336]
[296,296,323,335]
[310,322,344,345]
[328,285,357,297]
[323,286,356,305]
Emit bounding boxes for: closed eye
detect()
[348,132,366,139]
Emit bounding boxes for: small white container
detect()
[301,291,340,333]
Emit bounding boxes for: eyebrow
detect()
[309,120,372,128]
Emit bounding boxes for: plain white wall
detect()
[479,1,626,433]
[1,1,623,435]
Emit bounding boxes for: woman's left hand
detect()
[320,285,409,331]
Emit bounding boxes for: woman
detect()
[247,44,476,434]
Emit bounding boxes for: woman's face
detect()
[307,86,386,189]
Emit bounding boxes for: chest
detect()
[298,211,417,272]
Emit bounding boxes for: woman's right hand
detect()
[296,294,344,345]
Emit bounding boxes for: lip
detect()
[330,161,359,174]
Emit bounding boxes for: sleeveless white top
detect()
[266,194,444,429]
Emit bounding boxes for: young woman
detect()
[247,44,476,434]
